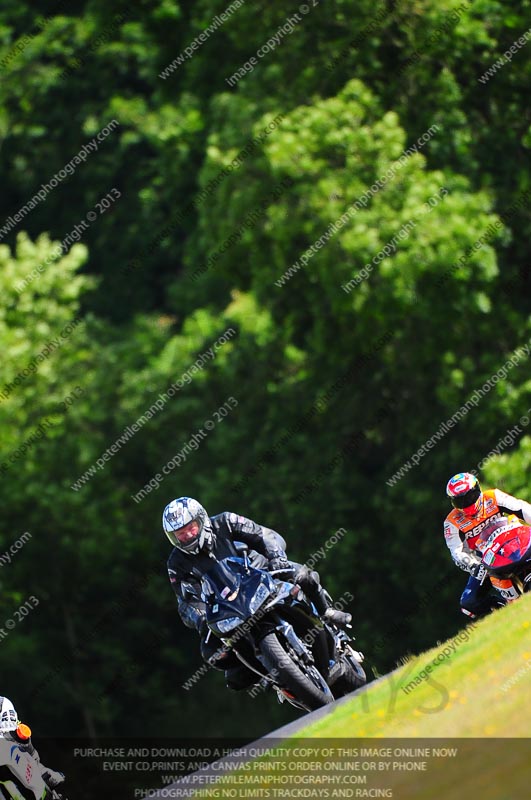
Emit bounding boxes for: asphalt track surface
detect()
[148,676,384,799]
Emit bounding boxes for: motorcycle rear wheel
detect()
[331,648,367,699]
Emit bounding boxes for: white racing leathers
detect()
[0,738,49,800]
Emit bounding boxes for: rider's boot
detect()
[294,565,352,627]
[323,607,352,627]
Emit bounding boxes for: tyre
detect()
[259,632,334,710]
[330,650,367,699]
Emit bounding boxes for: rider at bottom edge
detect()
[164,497,352,691]
[0,695,65,799]
[444,472,531,618]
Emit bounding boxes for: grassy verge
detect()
[186,596,531,799]
[301,592,531,737]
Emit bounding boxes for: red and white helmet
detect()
[446,472,482,516]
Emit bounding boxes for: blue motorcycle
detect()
[198,543,366,712]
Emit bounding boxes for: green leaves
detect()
[1,0,531,746]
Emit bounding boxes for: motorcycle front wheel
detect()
[259,632,334,710]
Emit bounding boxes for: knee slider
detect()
[294,564,314,588]
[296,565,321,588]
[201,637,230,669]
[225,666,257,691]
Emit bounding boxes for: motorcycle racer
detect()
[444,472,531,617]
[164,497,352,690]
[0,696,65,799]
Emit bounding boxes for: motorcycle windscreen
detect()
[204,558,274,627]
[483,526,531,570]
[477,518,518,548]
[201,558,247,602]
[202,557,273,605]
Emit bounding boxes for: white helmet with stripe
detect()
[0,697,18,735]
[162,497,213,554]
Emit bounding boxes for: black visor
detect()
[451,485,481,510]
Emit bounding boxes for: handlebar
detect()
[269,567,296,578]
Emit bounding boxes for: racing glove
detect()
[472,563,488,582]
[42,769,65,789]
[268,555,292,573]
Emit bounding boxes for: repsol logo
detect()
[464,512,501,541]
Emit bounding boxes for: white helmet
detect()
[0,697,18,735]
[162,497,213,554]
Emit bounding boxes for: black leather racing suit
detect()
[167,512,330,690]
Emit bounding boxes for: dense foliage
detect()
[0,0,530,741]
